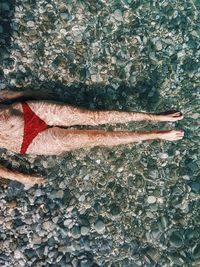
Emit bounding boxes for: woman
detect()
[0,89,184,186]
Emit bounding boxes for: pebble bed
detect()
[0,0,200,266]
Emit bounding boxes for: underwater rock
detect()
[147,196,156,204]
[94,220,105,234]
[81,226,90,236]
[169,231,183,248]
[155,40,163,51]
[114,9,123,21]
[71,226,81,239]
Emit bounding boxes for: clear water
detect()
[0,1,200,266]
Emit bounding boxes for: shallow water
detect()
[0,0,200,266]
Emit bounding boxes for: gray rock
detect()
[0,48,10,60]
[60,13,68,20]
[64,219,72,227]
[81,226,89,236]
[71,226,81,239]
[190,181,200,193]
[94,220,105,234]
[193,244,200,259]
[34,189,42,197]
[155,40,163,51]
[55,189,64,198]
[42,221,55,231]
[114,9,123,21]
[169,231,183,248]
[80,259,93,267]
[27,21,35,27]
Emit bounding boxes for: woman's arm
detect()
[0,164,45,186]
[0,88,56,102]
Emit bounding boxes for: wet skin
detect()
[0,95,184,186]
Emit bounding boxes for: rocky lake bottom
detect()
[0,0,200,266]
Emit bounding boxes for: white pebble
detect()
[60,29,67,34]
[147,196,156,204]
[94,220,105,234]
[27,21,35,27]
[14,249,23,259]
[64,219,72,227]
[160,153,168,159]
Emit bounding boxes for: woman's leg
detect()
[26,127,184,156]
[26,100,183,127]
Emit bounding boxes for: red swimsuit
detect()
[20,102,51,155]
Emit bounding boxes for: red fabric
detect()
[20,102,49,154]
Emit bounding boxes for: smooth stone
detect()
[74,34,82,42]
[14,249,23,259]
[188,161,198,173]
[52,216,59,224]
[60,13,68,20]
[177,50,186,58]
[79,194,85,202]
[60,228,68,238]
[0,48,10,60]
[91,74,98,82]
[169,232,183,248]
[27,21,35,27]
[55,190,64,198]
[160,153,168,159]
[34,189,42,197]
[5,221,13,230]
[147,196,156,204]
[114,9,123,21]
[110,203,121,216]
[190,181,200,193]
[191,113,199,119]
[81,226,89,236]
[149,52,158,62]
[18,260,25,267]
[64,219,72,227]
[193,244,200,259]
[59,181,66,189]
[42,221,55,231]
[0,83,6,90]
[118,167,124,172]
[24,248,37,259]
[71,226,81,239]
[32,236,42,244]
[60,29,67,34]
[80,259,93,267]
[155,41,163,51]
[94,220,105,234]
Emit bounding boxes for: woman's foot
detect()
[156,111,183,122]
[155,130,184,141]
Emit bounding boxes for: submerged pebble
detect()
[147,196,156,204]
[94,220,105,234]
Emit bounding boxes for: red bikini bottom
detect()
[20,102,52,155]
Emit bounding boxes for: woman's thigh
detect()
[26,127,72,155]
[26,126,94,156]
